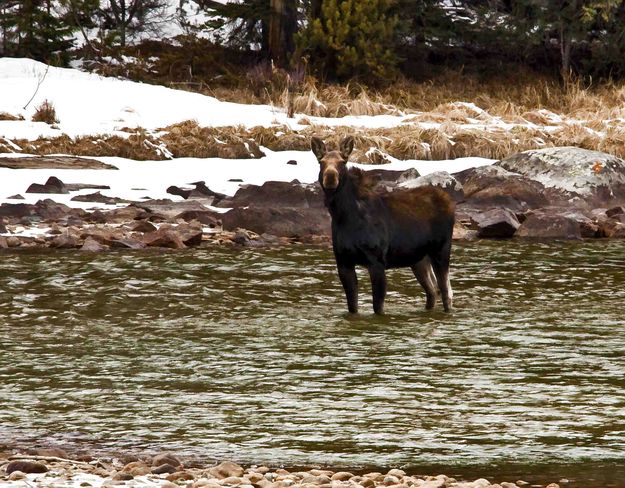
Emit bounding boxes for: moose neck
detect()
[324,175,362,224]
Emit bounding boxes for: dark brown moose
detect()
[311,136,455,314]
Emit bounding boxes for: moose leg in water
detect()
[337,264,358,313]
[368,262,387,315]
[412,258,437,310]
[430,243,453,312]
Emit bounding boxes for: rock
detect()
[331,472,354,481]
[222,207,330,238]
[110,238,147,250]
[454,165,549,210]
[7,194,24,200]
[152,464,179,475]
[100,206,146,224]
[382,475,400,485]
[26,176,68,194]
[49,234,82,249]
[6,236,20,247]
[497,147,625,205]
[65,183,111,192]
[386,469,406,479]
[8,471,26,481]
[516,212,581,239]
[606,205,625,217]
[155,223,203,246]
[287,160,297,165]
[396,168,421,184]
[0,155,114,169]
[207,461,244,479]
[220,180,323,209]
[419,479,446,488]
[112,472,134,481]
[136,200,214,221]
[71,192,130,204]
[80,237,108,252]
[152,452,182,468]
[35,199,74,221]
[472,208,520,238]
[612,223,625,237]
[175,210,222,228]
[122,461,151,476]
[0,202,36,219]
[452,222,478,241]
[143,229,186,249]
[129,220,158,233]
[399,171,464,201]
[5,461,49,474]
[0,237,8,249]
[32,448,69,458]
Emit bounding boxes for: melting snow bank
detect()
[0,455,554,488]
[0,150,495,209]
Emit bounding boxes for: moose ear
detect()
[339,136,354,160]
[311,137,326,161]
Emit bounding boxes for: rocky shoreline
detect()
[0,450,562,488]
[1,147,625,251]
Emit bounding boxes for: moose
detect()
[311,136,455,315]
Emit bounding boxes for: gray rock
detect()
[152,452,182,468]
[222,207,330,238]
[26,176,68,194]
[497,147,625,205]
[473,208,521,238]
[516,212,581,239]
[399,171,464,201]
[80,236,108,252]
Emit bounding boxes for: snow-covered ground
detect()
[0,57,494,213]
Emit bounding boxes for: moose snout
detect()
[322,170,339,190]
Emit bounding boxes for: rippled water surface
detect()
[1,242,625,485]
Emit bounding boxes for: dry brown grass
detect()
[0,112,24,121]
[8,119,625,162]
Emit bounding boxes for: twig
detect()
[23,63,50,111]
[8,455,93,469]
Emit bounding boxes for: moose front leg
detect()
[337,264,358,313]
[368,263,387,315]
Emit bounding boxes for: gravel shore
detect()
[0,451,562,488]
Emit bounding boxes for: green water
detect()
[1,241,625,486]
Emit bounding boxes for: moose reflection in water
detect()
[311,136,455,315]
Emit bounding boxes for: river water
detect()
[1,242,624,486]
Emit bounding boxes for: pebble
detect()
[152,452,182,467]
[8,471,26,481]
[387,469,406,479]
[331,471,354,481]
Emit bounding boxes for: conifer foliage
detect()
[296,0,398,83]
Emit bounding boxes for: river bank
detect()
[2,146,625,252]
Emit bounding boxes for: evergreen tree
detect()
[98,0,169,48]
[190,0,298,64]
[296,0,399,83]
[0,0,75,62]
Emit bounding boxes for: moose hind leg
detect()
[411,257,437,310]
[430,246,453,312]
[337,264,358,313]
[368,264,387,315]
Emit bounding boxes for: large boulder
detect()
[496,147,625,206]
[222,207,330,237]
[218,180,324,209]
[398,171,464,201]
[454,165,549,210]
[26,176,68,194]
[472,208,521,238]
[516,211,581,239]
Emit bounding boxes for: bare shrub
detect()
[32,100,59,124]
